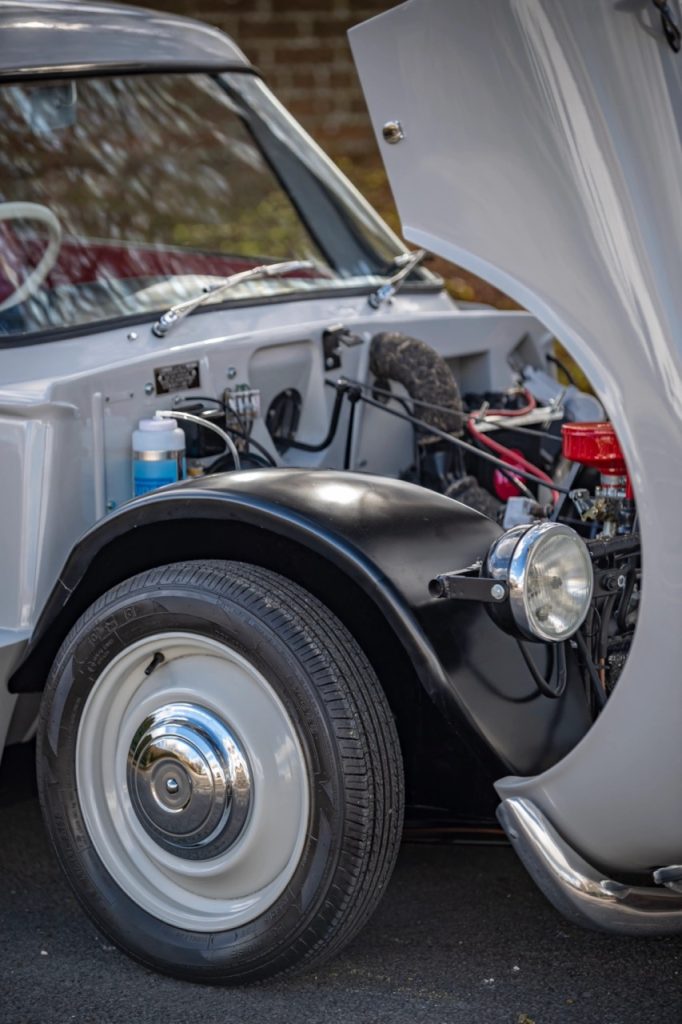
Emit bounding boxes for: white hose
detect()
[154,409,241,471]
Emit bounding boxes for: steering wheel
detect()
[0,201,62,312]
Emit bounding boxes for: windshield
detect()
[0,71,421,341]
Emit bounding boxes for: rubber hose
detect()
[369,332,464,436]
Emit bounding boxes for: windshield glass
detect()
[0,71,418,340]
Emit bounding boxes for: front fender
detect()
[11,469,591,774]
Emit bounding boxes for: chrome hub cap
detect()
[76,632,309,931]
[127,703,251,860]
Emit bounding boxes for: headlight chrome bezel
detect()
[486,522,594,643]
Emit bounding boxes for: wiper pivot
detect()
[368,248,426,309]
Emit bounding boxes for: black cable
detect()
[356,377,561,441]
[653,0,682,52]
[546,353,579,388]
[617,570,637,632]
[174,389,342,464]
[344,393,358,470]
[575,630,607,710]
[598,594,618,671]
[340,377,565,492]
[391,393,422,474]
[175,394,257,459]
[285,384,346,452]
[517,640,567,699]
[348,374,564,500]
[370,388,456,480]
[348,386,572,495]
[207,450,272,473]
[225,426,278,467]
[382,383,537,501]
[365,380,463,418]
[175,393,247,434]
[175,395,225,408]
[491,422,563,443]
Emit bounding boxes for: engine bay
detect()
[159,327,640,717]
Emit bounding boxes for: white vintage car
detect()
[0,0,673,986]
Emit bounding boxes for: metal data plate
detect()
[154,361,200,395]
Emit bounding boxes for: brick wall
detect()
[139,0,515,308]
[147,0,398,163]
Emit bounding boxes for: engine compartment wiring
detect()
[334,378,571,499]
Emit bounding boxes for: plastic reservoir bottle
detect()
[132,416,186,496]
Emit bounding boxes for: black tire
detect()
[37,561,404,984]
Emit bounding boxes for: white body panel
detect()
[350,0,682,871]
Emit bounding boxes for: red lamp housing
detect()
[561,421,632,499]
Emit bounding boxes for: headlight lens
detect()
[488,523,593,642]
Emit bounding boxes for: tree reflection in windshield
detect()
[0,73,331,336]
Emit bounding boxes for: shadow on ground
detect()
[1,744,680,1024]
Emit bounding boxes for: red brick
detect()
[274,45,338,63]
[238,17,302,38]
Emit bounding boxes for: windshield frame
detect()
[0,67,443,348]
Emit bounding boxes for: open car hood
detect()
[350,1,682,872]
[349,1,682,439]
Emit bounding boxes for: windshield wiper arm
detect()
[368,248,426,309]
[152,259,316,337]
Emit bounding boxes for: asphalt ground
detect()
[1,744,680,1024]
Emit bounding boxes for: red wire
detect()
[467,415,560,506]
[475,389,537,418]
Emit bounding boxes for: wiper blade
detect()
[152,259,316,337]
[368,248,426,309]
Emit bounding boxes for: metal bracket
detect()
[592,568,627,597]
[587,535,640,597]
[429,562,508,603]
[322,324,363,371]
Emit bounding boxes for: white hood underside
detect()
[350,0,682,873]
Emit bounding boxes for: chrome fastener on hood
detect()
[382,120,404,144]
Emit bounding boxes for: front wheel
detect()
[37,561,404,983]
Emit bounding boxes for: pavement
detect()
[1,743,680,1024]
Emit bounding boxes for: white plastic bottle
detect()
[132,416,186,497]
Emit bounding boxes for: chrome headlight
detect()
[486,522,593,642]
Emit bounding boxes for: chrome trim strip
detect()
[133,450,182,462]
[497,797,682,935]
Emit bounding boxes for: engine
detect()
[356,330,641,711]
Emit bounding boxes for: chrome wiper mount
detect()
[152,259,315,337]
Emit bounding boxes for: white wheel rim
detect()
[76,632,310,932]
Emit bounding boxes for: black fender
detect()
[11,469,591,775]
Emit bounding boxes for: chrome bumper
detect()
[497,797,682,935]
